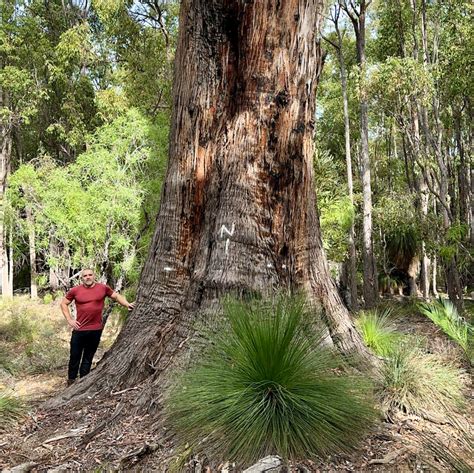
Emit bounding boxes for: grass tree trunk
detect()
[57,0,373,404]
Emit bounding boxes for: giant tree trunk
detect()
[57,0,372,405]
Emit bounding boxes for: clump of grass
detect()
[0,296,70,376]
[0,345,16,375]
[165,297,377,465]
[356,308,401,356]
[0,312,38,344]
[0,392,25,430]
[418,299,473,363]
[378,341,465,418]
[23,340,69,374]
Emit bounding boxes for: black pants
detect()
[68,330,102,380]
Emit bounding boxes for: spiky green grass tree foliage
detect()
[418,299,473,363]
[165,298,377,464]
[378,341,465,417]
[356,308,401,356]
[0,393,24,430]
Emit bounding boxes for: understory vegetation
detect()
[418,299,473,363]
[165,298,377,465]
[0,392,24,431]
[0,296,122,426]
[0,296,68,376]
[356,307,468,420]
[355,308,401,356]
[165,297,472,467]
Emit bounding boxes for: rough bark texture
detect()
[54,0,373,406]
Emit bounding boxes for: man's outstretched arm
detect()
[110,292,135,311]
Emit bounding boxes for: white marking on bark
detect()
[267,263,273,268]
[164,267,173,272]
[282,264,286,269]
[220,223,235,255]
[220,223,235,238]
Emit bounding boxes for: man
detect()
[60,268,135,386]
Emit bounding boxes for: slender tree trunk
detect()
[25,206,38,299]
[0,127,12,298]
[56,0,374,405]
[348,1,378,308]
[432,255,438,297]
[49,232,61,291]
[325,6,359,311]
[455,111,470,233]
[0,75,12,297]
[433,99,464,310]
[419,0,463,310]
[7,223,13,296]
[337,20,358,311]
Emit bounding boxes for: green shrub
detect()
[43,293,54,304]
[165,297,377,465]
[378,341,465,417]
[23,340,68,374]
[356,308,401,356]
[0,313,38,344]
[0,392,25,430]
[418,299,473,363]
[0,346,16,375]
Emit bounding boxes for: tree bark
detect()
[55,0,373,405]
[25,206,38,299]
[7,223,13,296]
[332,5,358,311]
[0,96,12,298]
[49,232,60,291]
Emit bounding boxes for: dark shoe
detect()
[67,379,76,387]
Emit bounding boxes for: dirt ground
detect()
[0,306,472,472]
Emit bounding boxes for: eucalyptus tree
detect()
[7,109,158,295]
[322,3,358,310]
[54,0,374,409]
[372,0,472,307]
[340,0,378,307]
[0,0,108,295]
[0,0,45,296]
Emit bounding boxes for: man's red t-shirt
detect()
[65,283,114,331]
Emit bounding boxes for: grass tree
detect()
[166,298,376,465]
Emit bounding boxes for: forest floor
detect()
[0,297,472,472]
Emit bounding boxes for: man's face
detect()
[81,270,95,287]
